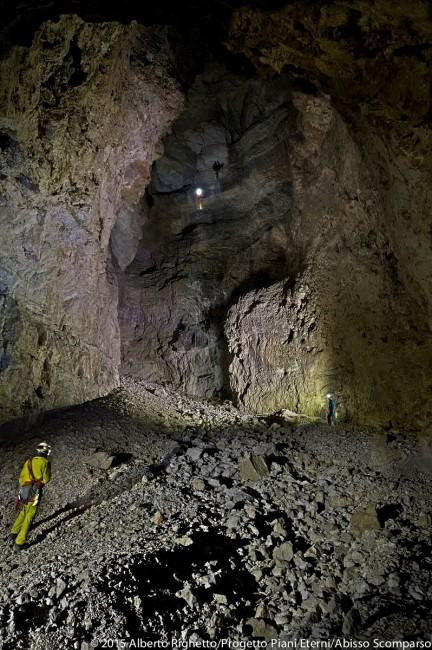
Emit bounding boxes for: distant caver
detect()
[326,393,337,426]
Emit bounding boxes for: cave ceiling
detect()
[1,0,431,127]
[227,0,432,125]
[1,1,431,118]
[0,0,285,55]
[1,0,430,126]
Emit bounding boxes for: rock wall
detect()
[225,99,432,428]
[0,16,183,424]
[118,67,302,398]
[119,68,432,428]
[227,0,432,124]
[223,0,432,426]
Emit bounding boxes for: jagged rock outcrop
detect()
[0,15,183,424]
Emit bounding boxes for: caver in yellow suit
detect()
[11,442,51,550]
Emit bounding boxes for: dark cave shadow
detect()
[30,503,90,545]
[357,594,432,636]
[266,453,291,467]
[376,503,403,526]
[98,528,259,640]
[0,394,188,451]
[35,500,87,527]
[111,452,134,466]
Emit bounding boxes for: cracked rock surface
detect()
[0,15,184,425]
[0,378,431,647]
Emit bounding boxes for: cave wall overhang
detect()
[227,0,432,126]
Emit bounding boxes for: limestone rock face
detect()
[118,67,300,398]
[0,16,183,424]
[221,0,432,426]
[119,69,432,428]
[225,95,432,427]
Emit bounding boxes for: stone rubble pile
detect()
[0,377,431,648]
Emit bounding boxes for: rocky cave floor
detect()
[0,378,431,648]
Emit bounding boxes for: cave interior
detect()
[1,0,432,645]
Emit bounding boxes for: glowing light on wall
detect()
[195,187,204,209]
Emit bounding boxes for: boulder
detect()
[186,447,203,461]
[272,541,294,565]
[239,454,269,481]
[191,478,205,491]
[350,504,381,535]
[176,536,194,547]
[245,618,278,640]
[176,585,197,608]
[87,451,116,471]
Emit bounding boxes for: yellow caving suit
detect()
[11,455,51,546]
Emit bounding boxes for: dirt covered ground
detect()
[0,377,431,648]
